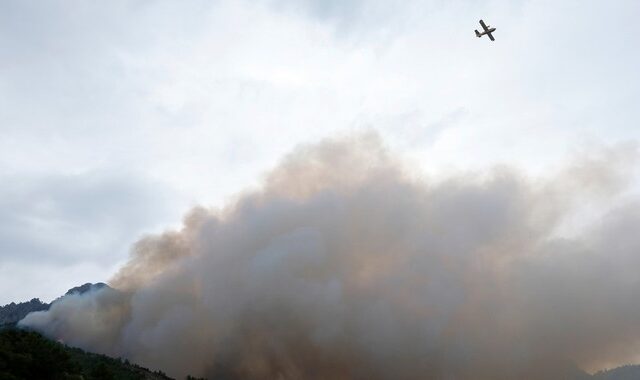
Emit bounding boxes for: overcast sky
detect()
[1,0,639,305]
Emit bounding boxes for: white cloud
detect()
[0,0,639,303]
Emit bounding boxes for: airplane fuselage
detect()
[477,28,496,36]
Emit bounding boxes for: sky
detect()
[1,0,639,305]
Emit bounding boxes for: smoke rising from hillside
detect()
[21,133,640,379]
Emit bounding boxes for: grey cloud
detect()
[0,171,178,265]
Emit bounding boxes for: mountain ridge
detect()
[0,283,110,328]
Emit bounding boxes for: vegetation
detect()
[0,327,174,380]
[0,299,49,326]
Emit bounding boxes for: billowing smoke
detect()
[21,133,640,379]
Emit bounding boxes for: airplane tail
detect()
[475,29,481,37]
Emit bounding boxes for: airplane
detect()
[475,19,496,41]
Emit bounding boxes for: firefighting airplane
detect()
[475,19,496,41]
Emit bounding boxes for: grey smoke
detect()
[21,133,640,379]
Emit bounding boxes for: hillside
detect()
[2,325,638,380]
[0,327,178,380]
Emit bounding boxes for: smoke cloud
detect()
[21,133,640,379]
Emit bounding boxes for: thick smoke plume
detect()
[21,133,640,379]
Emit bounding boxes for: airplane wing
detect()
[479,19,490,32]
[487,31,495,41]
